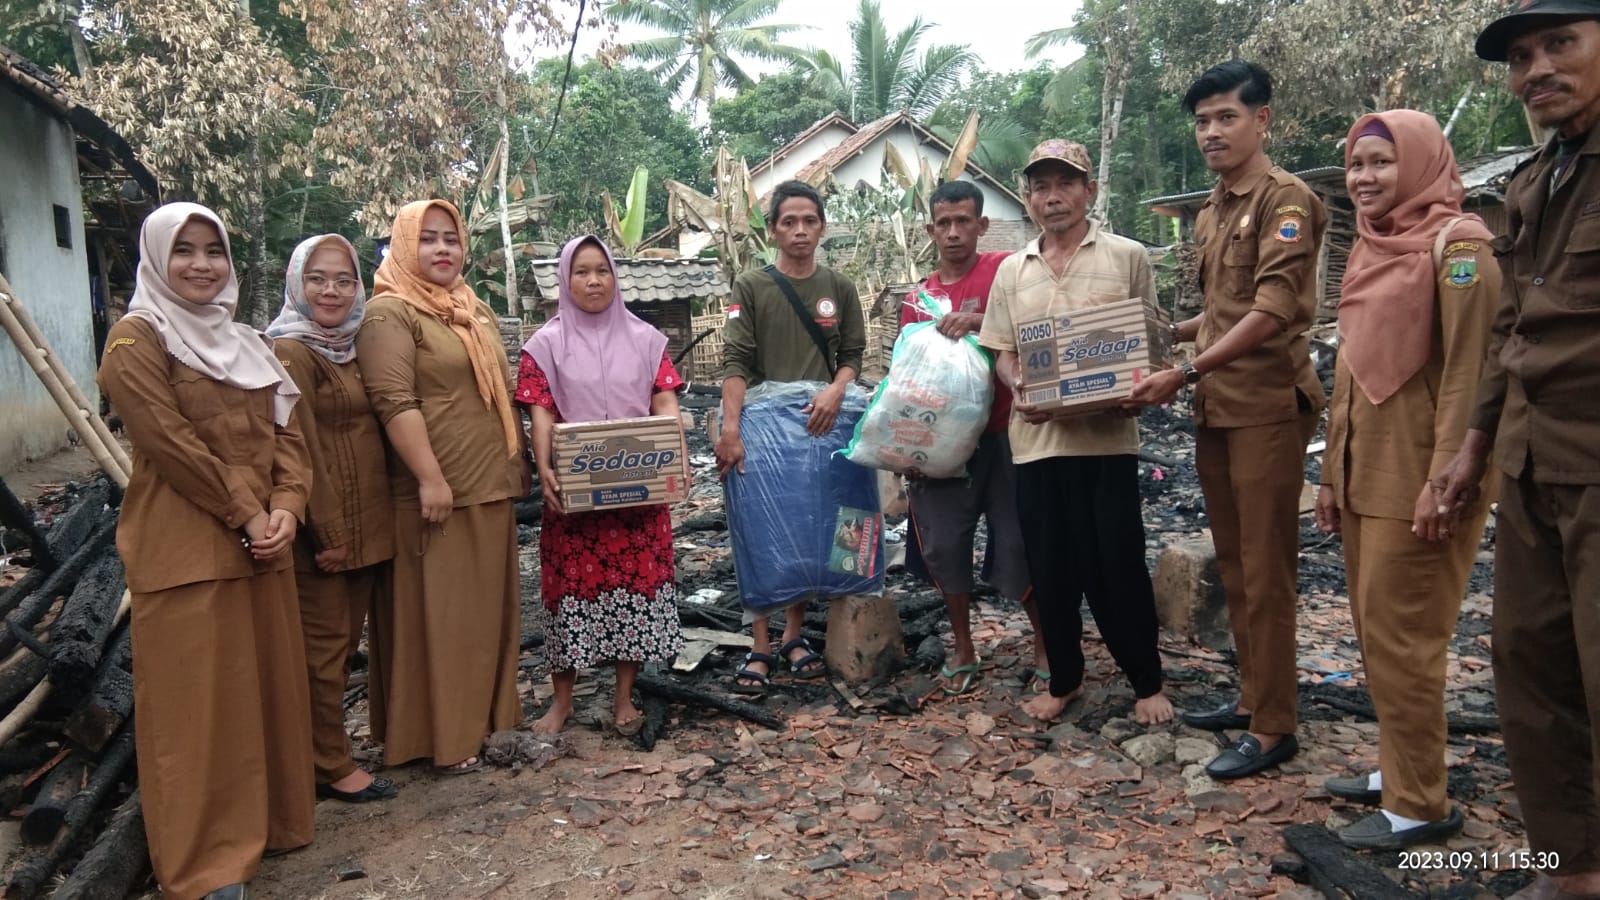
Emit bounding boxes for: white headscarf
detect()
[265,234,366,364]
[124,202,300,425]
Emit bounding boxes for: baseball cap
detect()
[1476,0,1600,61]
[1022,139,1092,177]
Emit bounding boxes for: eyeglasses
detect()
[305,274,360,295]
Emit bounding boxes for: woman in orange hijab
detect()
[1314,110,1501,851]
[355,200,528,773]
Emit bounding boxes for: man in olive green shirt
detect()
[716,179,865,692]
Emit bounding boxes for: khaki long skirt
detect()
[369,500,522,766]
[132,569,315,900]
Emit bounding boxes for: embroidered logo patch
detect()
[1446,253,1479,289]
[817,298,837,318]
[726,304,740,320]
[105,337,136,353]
[1274,204,1307,242]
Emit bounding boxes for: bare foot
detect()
[1022,685,1084,723]
[328,769,375,794]
[530,702,571,736]
[1133,692,1175,725]
[614,699,642,732]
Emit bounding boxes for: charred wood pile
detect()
[0,476,144,899]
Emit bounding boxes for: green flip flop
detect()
[940,658,983,696]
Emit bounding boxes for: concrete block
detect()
[824,593,906,683]
[1153,537,1233,651]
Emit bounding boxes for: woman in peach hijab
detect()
[1314,110,1500,852]
[356,200,528,773]
[98,202,315,900]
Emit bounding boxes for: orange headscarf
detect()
[372,200,519,456]
[1338,110,1493,405]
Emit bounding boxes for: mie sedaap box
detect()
[552,415,689,512]
[1014,298,1174,416]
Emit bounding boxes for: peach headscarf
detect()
[372,200,519,455]
[1338,110,1493,405]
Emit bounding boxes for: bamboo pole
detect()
[0,274,132,476]
[0,275,130,487]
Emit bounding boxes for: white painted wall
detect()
[0,84,96,471]
[750,123,855,197]
[829,125,1029,221]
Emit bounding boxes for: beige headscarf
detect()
[372,200,519,456]
[125,202,300,425]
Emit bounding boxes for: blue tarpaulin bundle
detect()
[723,381,885,614]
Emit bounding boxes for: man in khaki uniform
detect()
[1127,61,1324,779]
[1438,3,1600,896]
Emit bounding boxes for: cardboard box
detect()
[552,415,690,512]
[1015,297,1174,416]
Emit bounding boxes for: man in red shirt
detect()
[899,180,1043,695]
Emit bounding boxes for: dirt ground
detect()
[0,429,1539,900]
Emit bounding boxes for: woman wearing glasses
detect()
[268,235,399,803]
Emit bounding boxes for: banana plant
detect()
[602,165,651,257]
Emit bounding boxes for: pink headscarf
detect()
[523,236,667,422]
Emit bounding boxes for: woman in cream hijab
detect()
[268,234,398,803]
[97,202,315,900]
[355,200,526,773]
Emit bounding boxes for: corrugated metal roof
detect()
[525,256,732,306]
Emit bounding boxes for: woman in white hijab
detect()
[268,235,398,804]
[98,202,316,900]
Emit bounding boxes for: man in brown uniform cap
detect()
[1438,2,1600,896]
[1127,60,1325,780]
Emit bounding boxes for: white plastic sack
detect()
[843,292,993,478]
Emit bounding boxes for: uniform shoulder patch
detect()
[1445,249,1480,289]
[1273,207,1306,243]
[105,337,136,354]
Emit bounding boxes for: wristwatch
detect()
[1180,361,1202,385]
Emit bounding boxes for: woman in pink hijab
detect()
[517,235,685,736]
[1314,110,1501,852]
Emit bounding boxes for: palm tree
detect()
[606,0,805,109]
[792,0,975,122]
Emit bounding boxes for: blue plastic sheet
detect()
[723,381,885,613]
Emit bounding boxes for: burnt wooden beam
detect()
[1281,824,1421,900]
[634,673,784,731]
[5,726,136,900]
[52,788,149,900]
[63,628,132,753]
[0,478,56,572]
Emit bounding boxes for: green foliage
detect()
[791,0,974,121]
[518,60,710,239]
[606,0,803,108]
[708,71,839,164]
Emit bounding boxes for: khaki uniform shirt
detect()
[274,339,397,572]
[1193,156,1328,428]
[978,222,1153,464]
[97,317,312,593]
[1470,124,1600,484]
[355,297,521,508]
[1323,231,1501,520]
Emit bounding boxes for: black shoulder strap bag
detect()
[763,265,837,380]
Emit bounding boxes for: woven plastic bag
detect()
[843,290,994,477]
[724,381,884,614]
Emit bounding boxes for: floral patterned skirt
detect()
[538,504,682,670]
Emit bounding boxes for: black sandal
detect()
[730,651,776,695]
[779,637,827,680]
[316,775,399,803]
